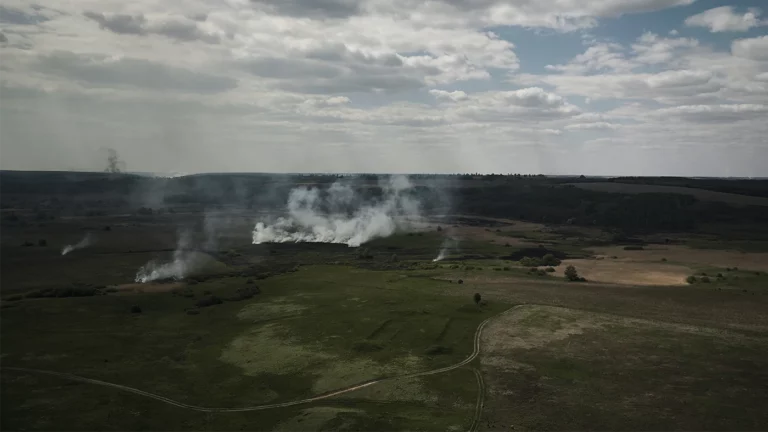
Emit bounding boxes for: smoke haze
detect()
[252,176,422,247]
[433,236,459,262]
[135,231,203,283]
[61,233,93,255]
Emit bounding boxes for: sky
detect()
[0,0,767,176]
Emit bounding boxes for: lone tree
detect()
[564,265,580,281]
[474,293,482,305]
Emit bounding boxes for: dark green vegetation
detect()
[2,171,768,431]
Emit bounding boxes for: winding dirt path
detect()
[2,307,516,423]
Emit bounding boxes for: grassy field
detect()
[3,211,768,430]
[481,306,768,431]
[1,264,503,431]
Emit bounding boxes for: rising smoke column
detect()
[252,176,422,247]
[61,233,93,255]
[135,231,201,283]
[433,236,459,262]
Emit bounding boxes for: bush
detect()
[130,305,142,314]
[536,269,547,276]
[519,256,542,267]
[623,245,644,251]
[564,265,581,282]
[104,226,112,231]
[226,285,261,301]
[425,345,453,355]
[700,276,711,283]
[6,295,22,302]
[246,279,254,284]
[541,253,561,266]
[186,309,200,315]
[195,295,223,308]
[473,293,481,305]
[502,266,510,271]
[22,241,34,247]
[356,247,373,260]
[436,225,442,232]
[38,239,47,247]
[105,287,118,293]
[716,273,724,278]
[26,286,99,298]
[661,258,667,262]
[686,275,697,284]
[545,267,555,272]
[458,279,463,284]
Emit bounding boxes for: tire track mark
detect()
[2,306,522,414]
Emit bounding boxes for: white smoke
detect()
[135,231,202,283]
[253,176,421,247]
[433,236,459,262]
[61,233,93,255]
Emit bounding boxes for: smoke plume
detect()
[61,233,93,255]
[104,148,126,173]
[135,231,203,283]
[252,176,422,247]
[433,236,459,262]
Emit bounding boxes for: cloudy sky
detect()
[1,0,766,176]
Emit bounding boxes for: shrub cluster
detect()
[519,254,561,267]
[26,284,102,298]
[225,285,261,302]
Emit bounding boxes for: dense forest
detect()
[2,171,767,234]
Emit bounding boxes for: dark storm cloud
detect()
[305,43,404,67]
[153,19,220,44]
[241,57,344,79]
[37,51,237,93]
[250,0,363,19]
[83,11,147,35]
[280,74,425,94]
[239,54,430,94]
[0,5,50,25]
[83,11,219,44]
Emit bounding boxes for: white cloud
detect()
[429,89,469,102]
[685,6,765,33]
[545,43,631,74]
[565,122,620,130]
[631,32,699,65]
[652,104,768,122]
[732,36,768,61]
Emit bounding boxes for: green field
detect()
[3,209,768,430]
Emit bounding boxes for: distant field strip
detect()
[1,307,518,415]
[569,183,768,206]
